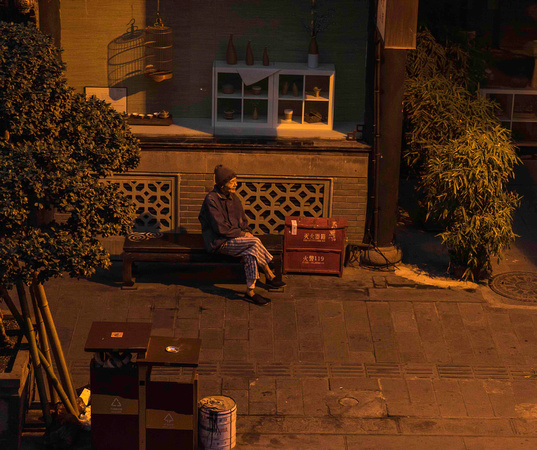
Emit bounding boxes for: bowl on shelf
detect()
[222,84,234,94]
[252,85,262,95]
[224,109,235,120]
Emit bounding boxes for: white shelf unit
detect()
[481,88,537,146]
[212,61,335,136]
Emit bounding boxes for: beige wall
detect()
[61,0,148,112]
[60,0,368,122]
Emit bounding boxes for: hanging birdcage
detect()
[107,19,146,87]
[144,2,173,82]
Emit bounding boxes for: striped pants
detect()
[218,236,273,289]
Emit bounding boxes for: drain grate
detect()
[489,272,537,302]
[293,363,328,377]
[510,367,537,379]
[258,363,292,377]
[197,362,218,375]
[437,365,473,379]
[365,363,402,378]
[329,364,366,377]
[220,362,256,377]
[473,366,510,380]
[404,364,436,378]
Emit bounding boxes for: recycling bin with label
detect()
[138,335,201,450]
[85,322,201,450]
[85,321,152,450]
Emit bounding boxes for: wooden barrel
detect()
[198,396,236,449]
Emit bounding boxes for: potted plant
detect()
[0,22,140,444]
[403,29,521,280]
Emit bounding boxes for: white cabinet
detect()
[212,61,335,136]
[481,88,537,146]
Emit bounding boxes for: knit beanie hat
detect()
[214,164,236,186]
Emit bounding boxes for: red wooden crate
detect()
[284,249,344,276]
[284,217,348,250]
[284,217,348,276]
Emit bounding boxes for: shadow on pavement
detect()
[396,176,451,278]
[88,260,248,300]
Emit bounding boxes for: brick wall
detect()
[179,173,213,233]
[176,170,368,244]
[99,144,370,257]
[331,177,368,244]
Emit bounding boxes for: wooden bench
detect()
[122,233,284,289]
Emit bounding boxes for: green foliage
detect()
[406,28,471,87]
[422,127,521,279]
[404,29,521,280]
[0,23,140,288]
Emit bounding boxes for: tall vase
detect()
[263,47,270,66]
[226,34,237,65]
[245,41,254,65]
[252,106,259,120]
[308,36,319,68]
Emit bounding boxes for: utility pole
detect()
[362,0,419,266]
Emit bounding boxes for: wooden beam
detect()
[377,0,419,49]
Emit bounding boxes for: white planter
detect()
[308,53,319,68]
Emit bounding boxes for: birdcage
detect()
[107,19,146,87]
[144,4,173,82]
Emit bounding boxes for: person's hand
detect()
[245,232,254,237]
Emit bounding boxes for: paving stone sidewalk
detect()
[18,161,537,448]
[14,256,537,449]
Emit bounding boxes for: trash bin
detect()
[283,217,348,277]
[138,335,201,450]
[84,321,152,450]
[85,323,201,450]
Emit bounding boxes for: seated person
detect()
[199,164,286,306]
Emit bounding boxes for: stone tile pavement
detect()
[16,160,537,448]
[15,256,537,449]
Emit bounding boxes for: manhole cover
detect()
[489,272,537,302]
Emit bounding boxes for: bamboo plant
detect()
[403,29,521,280]
[0,23,140,424]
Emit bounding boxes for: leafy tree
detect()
[0,22,140,426]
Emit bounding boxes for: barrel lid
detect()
[198,395,236,412]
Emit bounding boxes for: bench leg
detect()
[122,255,137,289]
[272,255,283,282]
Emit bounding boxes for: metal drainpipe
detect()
[373,34,382,247]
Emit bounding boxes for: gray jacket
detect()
[198,185,252,252]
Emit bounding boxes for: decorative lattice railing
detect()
[102,174,331,235]
[103,174,180,232]
[236,177,332,234]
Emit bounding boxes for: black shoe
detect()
[265,277,287,289]
[245,292,271,306]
